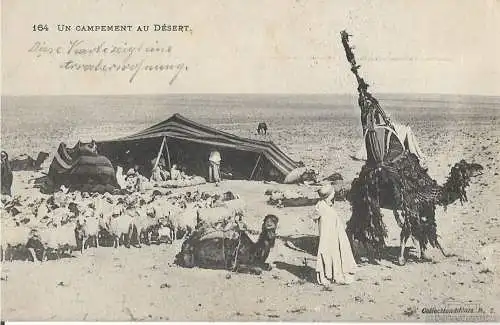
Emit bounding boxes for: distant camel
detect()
[10,152,50,171]
[257,122,268,135]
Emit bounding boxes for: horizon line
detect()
[2,92,500,98]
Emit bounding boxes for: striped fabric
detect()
[49,143,74,177]
[48,142,117,187]
[364,125,405,164]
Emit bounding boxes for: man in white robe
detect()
[312,185,357,286]
[208,149,221,184]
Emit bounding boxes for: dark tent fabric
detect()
[96,114,301,182]
[48,142,118,191]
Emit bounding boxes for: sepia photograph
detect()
[1,0,499,322]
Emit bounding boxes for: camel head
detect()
[1,150,8,163]
[35,151,50,169]
[259,214,279,247]
[76,140,98,156]
[441,160,484,206]
[458,160,484,178]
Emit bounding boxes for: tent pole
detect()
[249,154,262,180]
[154,137,166,169]
[164,136,172,170]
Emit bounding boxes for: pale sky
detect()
[2,0,500,96]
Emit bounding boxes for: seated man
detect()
[151,163,170,182]
[170,164,181,181]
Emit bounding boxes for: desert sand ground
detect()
[1,94,499,321]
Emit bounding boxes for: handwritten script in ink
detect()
[28,40,187,84]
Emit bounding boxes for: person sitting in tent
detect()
[1,150,13,199]
[151,157,170,183]
[208,149,221,184]
[125,168,139,192]
[170,164,182,181]
[124,166,149,192]
[116,166,127,190]
[312,184,357,286]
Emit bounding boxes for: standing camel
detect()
[340,30,484,265]
[257,122,268,135]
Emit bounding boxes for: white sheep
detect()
[107,211,135,248]
[47,207,74,225]
[156,224,173,244]
[0,224,31,262]
[93,196,115,219]
[170,203,198,240]
[39,222,77,259]
[213,198,247,217]
[196,206,238,228]
[132,206,160,245]
[75,212,100,253]
[35,201,50,220]
[149,199,186,240]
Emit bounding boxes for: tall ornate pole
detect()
[340,30,392,134]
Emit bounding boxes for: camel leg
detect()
[418,242,427,261]
[8,247,14,262]
[55,248,61,260]
[127,226,133,248]
[138,230,143,245]
[122,231,128,248]
[393,210,403,228]
[398,228,411,266]
[5,246,12,262]
[435,240,454,258]
[81,236,87,254]
[134,228,141,248]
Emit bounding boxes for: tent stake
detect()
[164,136,172,170]
[154,137,166,169]
[249,154,262,180]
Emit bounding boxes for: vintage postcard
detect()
[1,0,499,322]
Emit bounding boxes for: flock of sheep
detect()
[1,189,247,262]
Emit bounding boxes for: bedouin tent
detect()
[96,114,301,182]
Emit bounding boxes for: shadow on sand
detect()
[279,234,318,256]
[274,261,317,283]
[281,234,420,267]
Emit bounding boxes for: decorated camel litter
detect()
[340,31,484,265]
